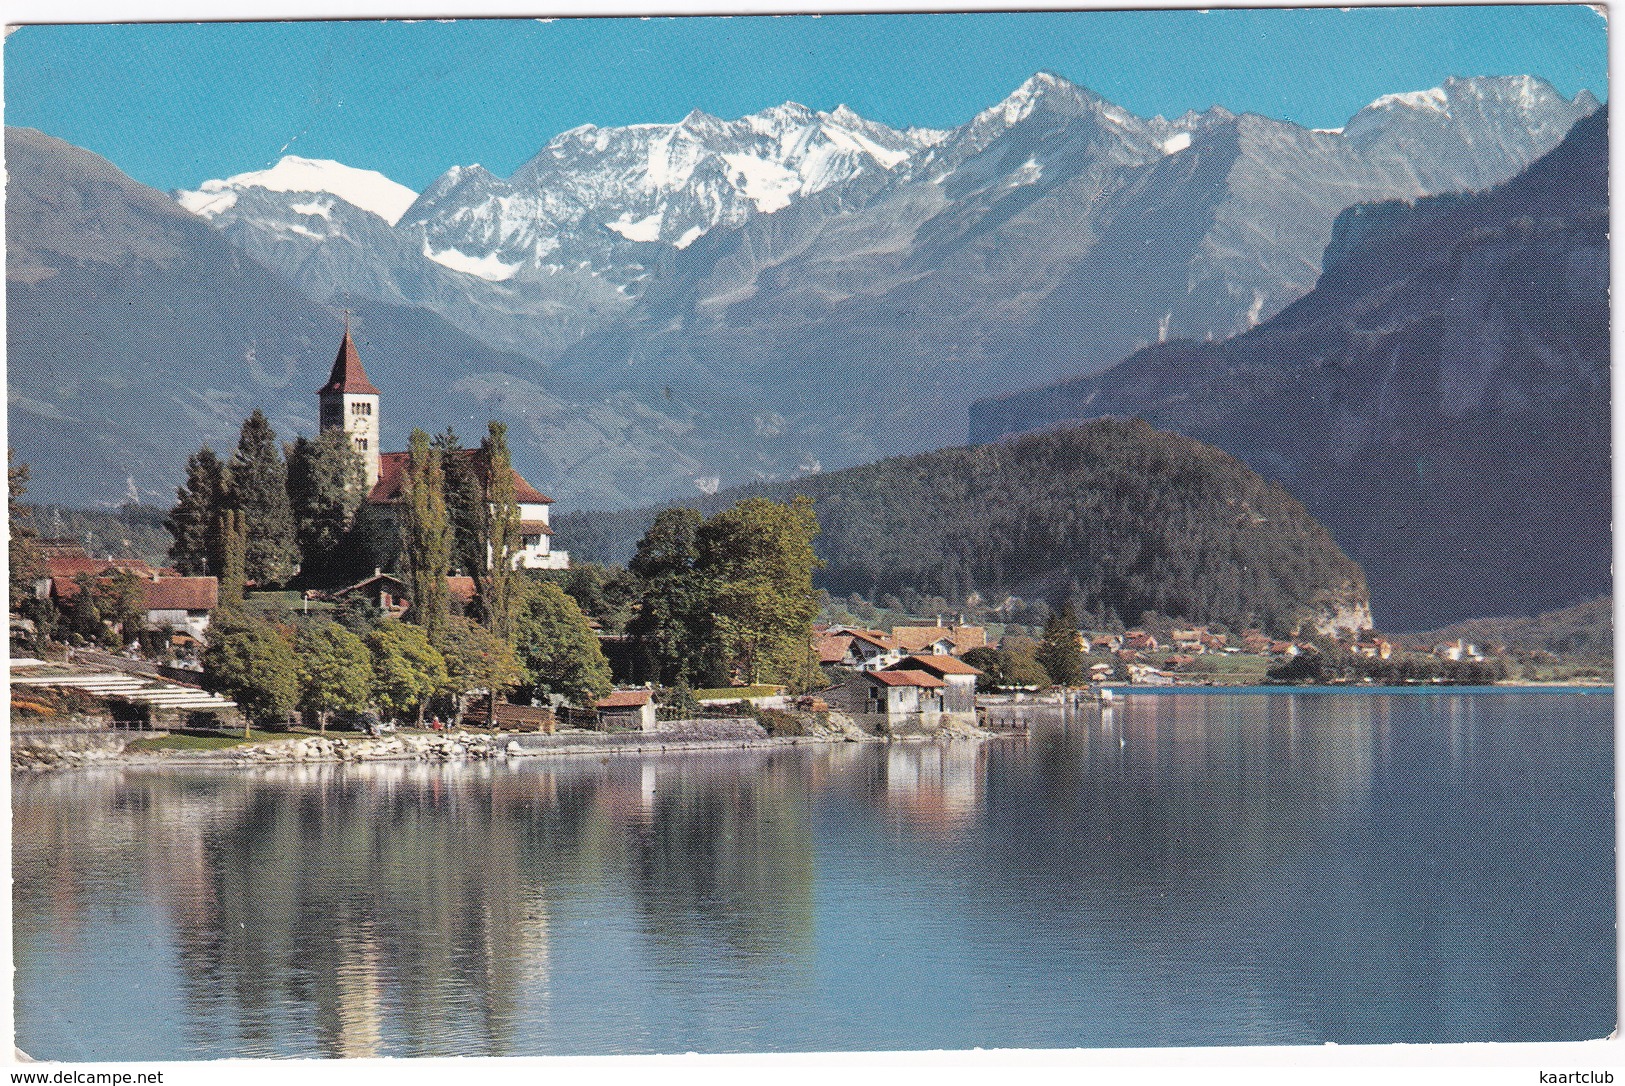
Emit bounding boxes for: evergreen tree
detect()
[165,447,228,576]
[1037,603,1084,687]
[367,621,448,725]
[627,507,712,685]
[514,579,613,706]
[435,429,487,578]
[286,429,365,586]
[399,429,452,643]
[295,622,373,732]
[203,612,299,729]
[479,422,521,641]
[227,411,299,587]
[696,496,822,686]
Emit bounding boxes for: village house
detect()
[885,654,983,712]
[595,689,657,732]
[320,329,569,571]
[1169,627,1208,653]
[139,574,219,643]
[1088,632,1124,654]
[827,668,953,734]
[327,570,481,619]
[1123,630,1159,654]
[1349,631,1395,660]
[819,627,905,671]
[1433,639,1484,662]
[890,622,988,656]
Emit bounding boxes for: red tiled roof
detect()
[368,449,551,505]
[597,690,653,708]
[893,654,983,677]
[518,520,553,536]
[446,575,477,603]
[48,557,158,599]
[317,330,382,396]
[868,669,945,689]
[142,577,218,611]
[814,633,853,664]
[846,629,898,651]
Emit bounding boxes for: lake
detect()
[13,691,1615,1060]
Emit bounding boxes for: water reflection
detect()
[14,694,1614,1058]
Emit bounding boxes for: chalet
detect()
[140,575,218,642]
[319,328,569,571]
[886,654,982,712]
[329,570,481,619]
[1123,630,1159,653]
[1349,631,1395,660]
[596,689,657,731]
[890,623,988,656]
[821,628,904,671]
[43,553,159,602]
[1089,633,1124,654]
[1169,627,1208,653]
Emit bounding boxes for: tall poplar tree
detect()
[165,447,228,576]
[286,428,365,585]
[400,428,451,642]
[435,429,486,579]
[217,507,248,608]
[1037,603,1084,688]
[228,411,298,587]
[479,421,521,641]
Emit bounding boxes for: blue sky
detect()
[4,6,1608,193]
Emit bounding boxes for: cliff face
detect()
[968,109,1609,630]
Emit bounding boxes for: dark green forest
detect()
[558,419,1369,636]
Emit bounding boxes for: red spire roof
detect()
[317,329,381,396]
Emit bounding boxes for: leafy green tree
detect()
[696,496,822,686]
[295,622,373,732]
[1038,604,1084,687]
[628,507,712,685]
[227,411,299,587]
[960,646,1007,687]
[399,429,452,643]
[437,614,524,723]
[479,422,521,640]
[203,612,300,728]
[546,562,639,634]
[100,569,148,647]
[165,447,229,576]
[286,429,365,586]
[367,621,448,725]
[514,579,613,706]
[1001,635,1053,689]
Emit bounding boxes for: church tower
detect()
[317,324,382,490]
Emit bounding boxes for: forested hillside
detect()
[559,418,1370,636]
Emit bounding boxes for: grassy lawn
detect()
[1162,653,1274,684]
[125,729,298,753]
[694,684,783,701]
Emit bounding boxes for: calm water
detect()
[13,693,1615,1060]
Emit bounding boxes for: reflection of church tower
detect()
[317,325,382,490]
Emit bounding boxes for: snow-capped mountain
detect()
[139,71,1598,509]
[177,156,419,225]
[400,100,948,285]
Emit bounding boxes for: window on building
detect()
[356,438,368,450]
[350,401,373,416]
[522,534,541,549]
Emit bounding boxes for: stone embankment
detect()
[12,710,1000,772]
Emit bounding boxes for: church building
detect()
[318,329,569,571]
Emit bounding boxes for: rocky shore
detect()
[13,711,997,772]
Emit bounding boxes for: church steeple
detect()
[317,320,382,490]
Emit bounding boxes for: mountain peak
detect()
[176,155,419,225]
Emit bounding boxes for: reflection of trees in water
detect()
[164,762,609,1058]
[619,751,817,963]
